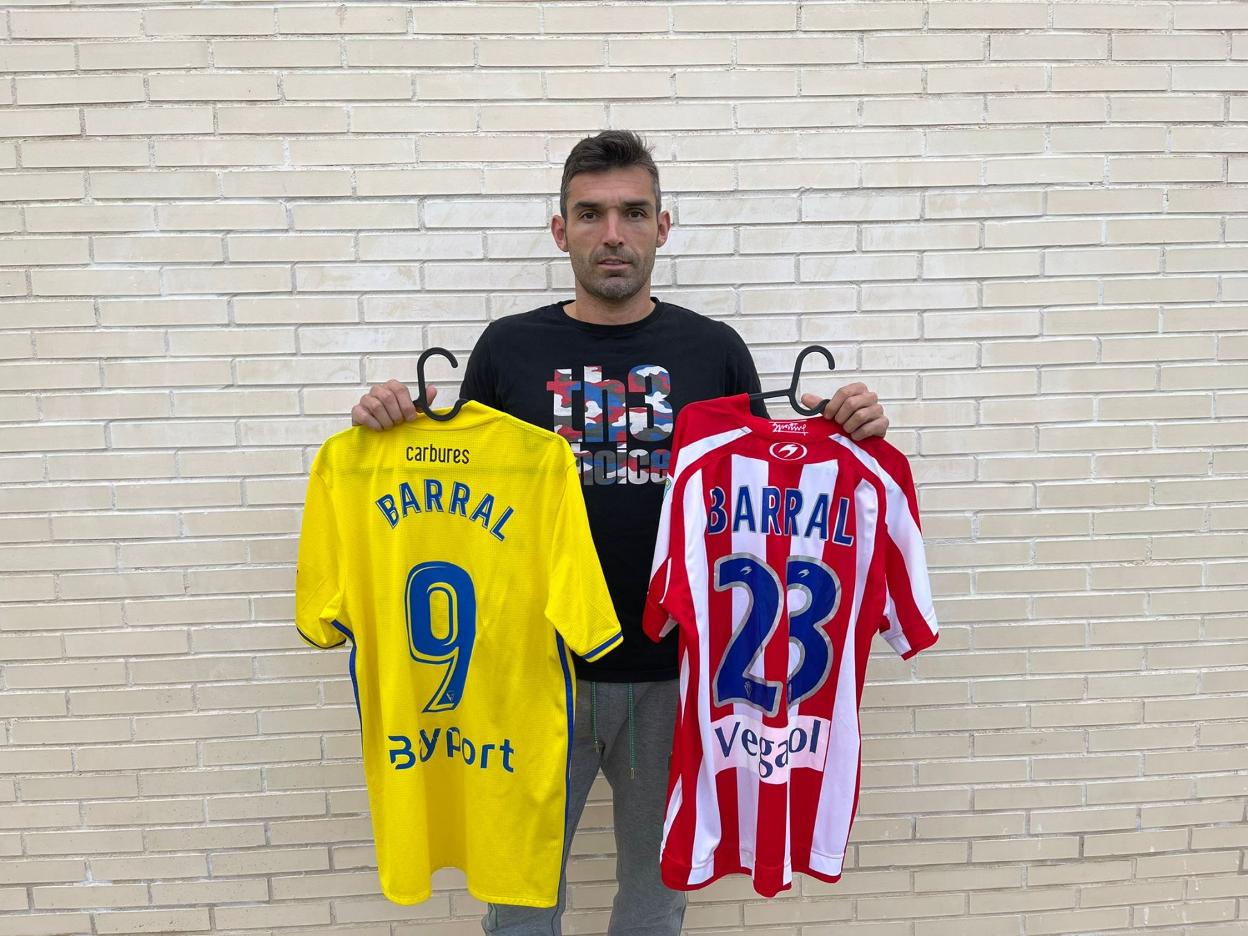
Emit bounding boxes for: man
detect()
[350,130,890,935]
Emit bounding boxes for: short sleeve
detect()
[874,448,939,660]
[458,324,498,408]
[546,456,622,662]
[720,322,769,419]
[295,467,348,649]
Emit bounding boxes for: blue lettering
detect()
[741,728,758,757]
[708,486,727,534]
[446,727,477,765]
[376,494,399,528]
[733,485,756,532]
[399,482,420,517]
[783,489,802,536]
[805,494,830,540]
[418,728,440,762]
[490,506,514,542]
[388,735,414,769]
[469,493,494,529]
[761,487,782,535]
[832,496,854,546]
[449,482,470,517]
[501,738,515,773]
[424,479,443,513]
[714,720,740,758]
[378,482,515,540]
[391,726,513,772]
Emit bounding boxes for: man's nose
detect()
[602,211,624,245]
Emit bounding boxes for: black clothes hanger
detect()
[415,347,467,422]
[749,344,836,416]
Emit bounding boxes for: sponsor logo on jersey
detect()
[709,714,831,783]
[769,441,808,461]
[406,444,471,464]
[546,364,673,486]
[388,729,515,773]
[770,421,808,434]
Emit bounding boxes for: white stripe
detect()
[684,467,719,885]
[728,452,770,874]
[670,425,750,489]
[662,646,690,850]
[783,459,843,888]
[809,476,877,870]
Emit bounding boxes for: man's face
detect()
[553,165,671,303]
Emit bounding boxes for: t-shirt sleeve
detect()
[874,447,939,660]
[295,466,348,650]
[458,323,498,408]
[546,454,623,662]
[720,321,769,419]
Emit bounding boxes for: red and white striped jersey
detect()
[642,393,938,897]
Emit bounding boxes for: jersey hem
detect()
[381,885,557,909]
[580,630,624,662]
[295,626,346,650]
[898,618,940,660]
[660,861,794,898]
[660,855,845,896]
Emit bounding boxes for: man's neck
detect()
[563,289,655,326]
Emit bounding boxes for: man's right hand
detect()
[351,379,437,431]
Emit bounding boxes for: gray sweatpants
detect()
[482,678,687,936]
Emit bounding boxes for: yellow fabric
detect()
[295,401,621,906]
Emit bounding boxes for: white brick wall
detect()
[2,1,1247,934]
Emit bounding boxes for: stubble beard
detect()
[570,248,656,303]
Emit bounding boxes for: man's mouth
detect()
[598,257,629,267]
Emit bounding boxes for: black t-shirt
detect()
[459,296,767,682]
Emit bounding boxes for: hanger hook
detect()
[415,347,466,422]
[788,345,836,416]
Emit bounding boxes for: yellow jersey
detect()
[295,401,622,907]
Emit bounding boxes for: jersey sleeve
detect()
[643,444,696,644]
[875,448,939,660]
[546,455,622,662]
[294,466,348,650]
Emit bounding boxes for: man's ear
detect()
[655,209,672,249]
[551,214,568,252]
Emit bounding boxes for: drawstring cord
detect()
[591,681,603,755]
[627,682,636,779]
[589,681,637,780]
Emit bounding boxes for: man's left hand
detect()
[800,384,889,441]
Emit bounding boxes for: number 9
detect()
[407,561,476,712]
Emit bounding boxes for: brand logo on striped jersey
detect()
[768,441,808,461]
[710,714,831,782]
[770,421,808,433]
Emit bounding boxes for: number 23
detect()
[712,553,841,717]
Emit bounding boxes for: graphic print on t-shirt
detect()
[546,364,674,486]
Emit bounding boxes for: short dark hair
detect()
[559,129,661,219]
